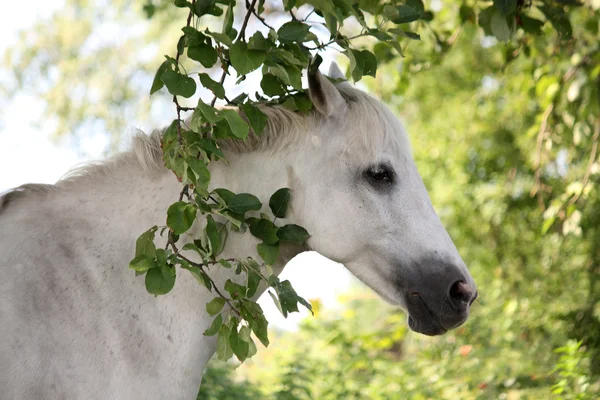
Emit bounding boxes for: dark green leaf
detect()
[538,4,572,39]
[392,5,422,24]
[490,9,513,41]
[269,188,291,218]
[188,43,218,68]
[182,264,212,289]
[204,313,222,336]
[246,268,261,298]
[186,157,210,194]
[206,297,226,316]
[224,279,246,299]
[145,264,176,295]
[250,314,269,347]
[150,61,169,95]
[129,255,156,272]
[248,31,274,51]
[198,73,225,99]
[494,0,517,16]
[195,99,222,124]
[229,326,250,361]
[240,103,268,134]
[167,201,197,234]
[459,5,476,24]
[228,193,262,214]
[257,242,279,265]
[221,109,250,139]
[213,188,236,205]
[277,21,311,43]
[248,218,279,244]
[230,41,266,75]
[205,215,222,257]
[520,14,545,35]
[350,49,377,81]
[135,227,157,258]
[207,30,233,47]
[160,70,197,98]
[277,224,310,244]
[261,74,286,96]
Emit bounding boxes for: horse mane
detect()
[0,85,407,212]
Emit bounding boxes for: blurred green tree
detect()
[3,0,600,398]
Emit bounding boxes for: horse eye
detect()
[366,165,394,185]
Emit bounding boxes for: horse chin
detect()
[405,293,448,336]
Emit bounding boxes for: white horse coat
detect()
[0,65,476,399]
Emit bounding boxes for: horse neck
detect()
[55,144,305,294]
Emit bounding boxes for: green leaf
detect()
[224,279,247,299]
[269,188,291,218]
[205,215,222,257]
[167,201,197,234]
[229,326,250,361]
[240,104,268,134]
[160,70,197,98]
[239,325,252,342]
[145,264,176,295]
[459,5,476,24]
[135,227,157,258]
[188,43,218,68]
[221,109,250,140]
[494,0,517,16]
[229,41,266,75]
[248,218,279,244]
[195,99,222,124]
[216,323,232,361]
[261,74,286,96]
[228,193,262,214]
[478,6,496,36]
[277,21,311,43]
[206,297,226,316]
[250,315,269,347]
[129,255,156,272]
[193,0,215,16]
[519,15,545,35]
[257,242,279,265]
[277,224,310,244]
[350,49,377,81]
[150,61,169,95]
[213,188,236,205]
[246,268,261,298]
[198,73,225,99]
[181,264,212,289]
[222,2,234,35]
[207,30,233,47]
[392,5,422,24]
[204,313,222,336]
[538,4,572,39]
[268,290,284,315]
[248,31,274,51]
[186,157,210,195]
[490,9,513,41]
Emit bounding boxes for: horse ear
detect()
[328,62,352,89]
[308,68,346,117]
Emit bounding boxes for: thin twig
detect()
[170,241,242,318]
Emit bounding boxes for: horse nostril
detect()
[449,280,473,307]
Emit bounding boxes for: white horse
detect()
[0,64,477,399]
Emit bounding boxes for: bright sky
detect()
[0,0,356,331]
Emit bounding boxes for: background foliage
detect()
[3,0,600,398]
